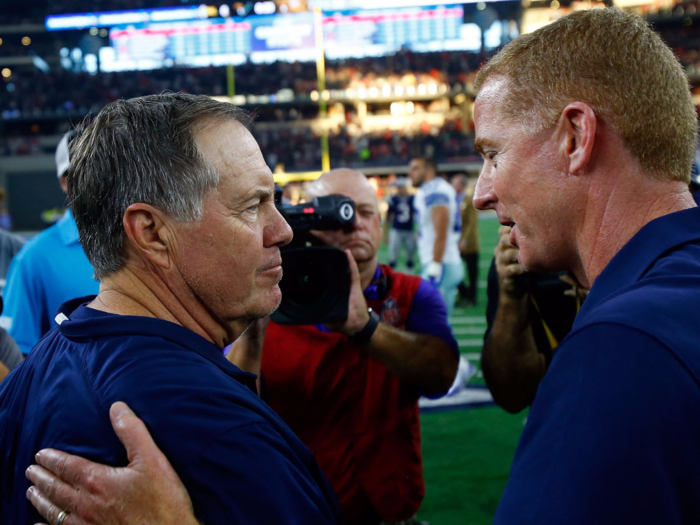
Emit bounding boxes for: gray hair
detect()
[67,92,253,279]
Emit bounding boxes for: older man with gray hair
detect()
[0,93,341,525]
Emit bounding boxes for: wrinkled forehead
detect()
[195,119,261,171]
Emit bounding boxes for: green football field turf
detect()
[377,213,527,525]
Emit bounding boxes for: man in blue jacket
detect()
[471,8,700,524]
[1,93,341,525]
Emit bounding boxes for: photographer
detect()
[259,168,459,525]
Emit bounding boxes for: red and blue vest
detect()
[262,264,424,524]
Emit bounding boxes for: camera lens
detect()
[272,246,351,325]
[285,261,327,305]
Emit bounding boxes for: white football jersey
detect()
[413,177,462,266]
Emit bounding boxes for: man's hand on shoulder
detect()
[26,402,197,525]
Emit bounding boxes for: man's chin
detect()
[246,286,283,319]
[348,246,374,261]
[519,251,564,274]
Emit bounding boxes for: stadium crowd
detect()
[0,50,485,118]
[2,118,477,170]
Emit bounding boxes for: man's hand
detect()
[560,273,589,303]
[425,261,444,285]
[458,238,468,255]
[494,226,528,299]
[324,249,370,336]
[26,402,197,525]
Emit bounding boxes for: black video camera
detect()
[271,186,356,325]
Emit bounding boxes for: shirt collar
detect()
[363,264,385,301]
[56,209,81,246]
[56,296,259,388]
[577,206,700,323]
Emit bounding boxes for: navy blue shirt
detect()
[495,206,700,524]
[387,194,415,231]
[0,298,341,525]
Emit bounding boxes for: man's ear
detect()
[122,203,172,270]
[556,102,597,175]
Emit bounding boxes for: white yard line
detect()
[452,326,486,335]
[450,316,486,324]
[419,387,493,409]
[457,339,483,347]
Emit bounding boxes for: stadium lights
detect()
[382,85,391,97]
[369,87,379,98]
[395,85,404,96]
[417,84,427,95]
[322,90,330,100]
[1,68,11,78]
[428,83,437,94]
[407,85,416,96]
[358,87,367,99]
[22,37,31,46]
[311,90,319,101]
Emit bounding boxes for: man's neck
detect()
[88,267,236,347]
[575,177,695,288]
[357,258,380,291]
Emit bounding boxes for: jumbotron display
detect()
[103,15,318,69]
[48,4,511,72]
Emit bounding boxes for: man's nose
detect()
[268,206,293,247]
[473,168,497,211]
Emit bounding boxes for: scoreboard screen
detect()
[323,6,468,58]
[100,13,319,70]
[49,5,503,71]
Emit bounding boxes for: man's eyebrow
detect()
[242,188,274,203]
[474,138,496,155]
